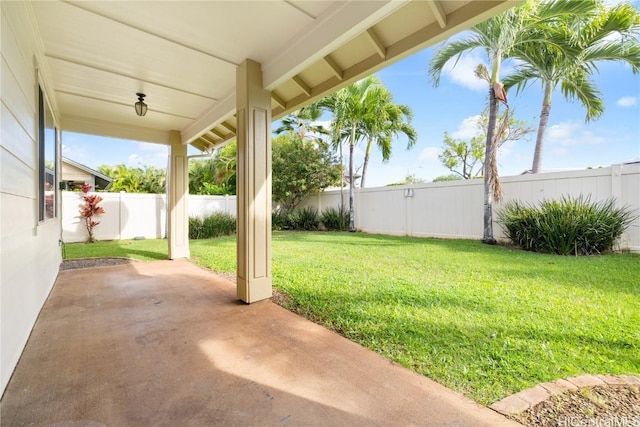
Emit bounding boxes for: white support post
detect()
[236,59,272,303]
[167,130,190,259]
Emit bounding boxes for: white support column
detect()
[167,130,190,259]
[236,59,272,303]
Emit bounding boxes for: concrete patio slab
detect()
[1,260,521,426]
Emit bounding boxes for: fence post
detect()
[119,191,125,239]
[405,187,413,237]
[611,164,622,206]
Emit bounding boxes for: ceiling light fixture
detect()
[134,92,148,117]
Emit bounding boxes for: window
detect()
[38,86,57,221]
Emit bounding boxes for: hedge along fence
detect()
[62,163,640,251]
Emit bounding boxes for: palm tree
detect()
[274,103,328,143]
[428,0,592,244]
[319,76,378,231]
[359,83,417,188]
[505,0,640,173]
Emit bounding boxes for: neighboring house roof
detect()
[62,157,113,191]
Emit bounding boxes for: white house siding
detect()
[1,2,62,395]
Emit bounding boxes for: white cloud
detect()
[546,121,606,147]
[419,146,440,161]
[442,52,487,91]
[127,143,169,168]
[616,96,637,107]
[451,115,483,139]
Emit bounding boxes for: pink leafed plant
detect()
[79,184,105,243]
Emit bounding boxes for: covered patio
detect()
[1,261,520,426]
[26,0,514,303]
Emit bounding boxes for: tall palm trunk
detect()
[348,126,356,232]
[531,81,553,174]
[482,55,501,245]
[360,138,373,188]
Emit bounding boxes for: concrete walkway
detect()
[1,260,521,426]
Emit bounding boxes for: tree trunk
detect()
[360,138,373,188]
[482,86,498,245]
[349,127,356,232]
[531,81,553,174]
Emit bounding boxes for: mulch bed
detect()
[508,385,640,426]
[60,257,138,270]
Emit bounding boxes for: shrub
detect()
[189,212,236,239]
[293,206,320,231]
[321,205,350,231]
[272,207,320,231]
[272,211,293,231]
[498,195,636,255]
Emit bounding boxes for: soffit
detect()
[30,1,517,152]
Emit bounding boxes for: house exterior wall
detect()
[1,2,62,395]
[61,161,95,188]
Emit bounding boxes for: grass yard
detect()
[65,232,640,405]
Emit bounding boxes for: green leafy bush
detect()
[272,211,293,231]
[272,206,321,231]
[321,206,350,231]
[290,206,320,231]
[189,212,236,239]
[498,195,635,255]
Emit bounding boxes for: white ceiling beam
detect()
[428,1,448,29]
[323,55,343,81]
[262,0,408,90]
[272,1,516,121]
[292,75,312,97]
[220,121,236,133]
[182,91,235,145]
[62,115,170,144]
[365,28,386,59]
[271,92,286,109]
[210,129,226,139]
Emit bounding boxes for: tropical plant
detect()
[98,164,166,194]
[504,0,640,174]
[188,143,237,195]
[359,81,417,188]
[290,206,321,231]
[428,0,593,243]
[498,195,636,255]
[320,206,350,231]
[78,183,105,243]
[274,103,328,142]
[317,76,382,231]
[272,134,341,212]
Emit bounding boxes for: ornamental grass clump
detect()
[498,195,635,255]
[320,206,350,231]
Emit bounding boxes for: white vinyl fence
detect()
[62,163,640,252]
[62,192,236,243]
[301,163,640,252]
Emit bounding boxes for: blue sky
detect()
[63,9,640,188]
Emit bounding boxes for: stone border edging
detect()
[490,374,640,415]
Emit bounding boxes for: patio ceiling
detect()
[30,1,515,152]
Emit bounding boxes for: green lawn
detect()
[64,232,640,405]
